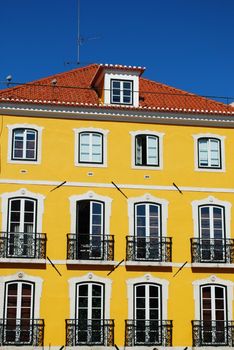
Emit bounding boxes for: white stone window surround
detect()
[69,191,112,234]
[193,275,234,320]
[74,127,109,168]
[0,188,45,233]
[7,123,43,164]
[103,70,140,107]
[130,130,164,170]
[126,274,169,319]
[68,272,112,319]
[128,193,168,236]
[0,271,43,319]
[191,196,231,239]
[193,133,226,172]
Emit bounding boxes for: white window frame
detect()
[126,274,169,320]
[0,188,45,233]
[193,133,225,172]
[103,70,139,107]
[7,124,43,164]
[200,284,227,322]
[135,202,161,238]
[193,275,234,321]
[68,273,112,319]
[128,194,168,237]
[191,196,231,239]
[69,191,112,235]
[74,127,109,168]
[130,131,164,170]
[4,281,34,321]
[110,79,133,105]
[0,272,43,319]
[75,282,104,320]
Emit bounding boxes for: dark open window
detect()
[76,200,104,259]
[135,135,159,166]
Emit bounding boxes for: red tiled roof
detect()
[0,63,233,115]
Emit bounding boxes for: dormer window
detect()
[111,80,133,105]
[91,64,145,108]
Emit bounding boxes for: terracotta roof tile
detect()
[0,63,233,115]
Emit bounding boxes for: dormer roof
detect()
[0,63,233,116]
[90,63,145,87]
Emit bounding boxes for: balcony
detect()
[192,320,234,346]
[66,319,114,346]
[126,236,172,262]
[67,234,114,261]
[0,318,44,346]
[0,232,47,259]
[191,238,234,264]
[125,319,173,346]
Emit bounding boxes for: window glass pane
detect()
[123,81,131,89]
[79,284,88,296]
[136,286,145,297]
[137,205,145,216]
[26,131,36,141]
[112,81,120,88]
[26,150,35,159]
[210,140,219,151]
[92,285,102,297]
[123,96,131,103]
[136,136,143,165]
[147,136,158,165]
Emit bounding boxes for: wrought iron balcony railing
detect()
[66,319,114,346]
[191,238,234,263]
[0,318,44,346]
[192,320,234,346]
[126,236,172,262]
[0,232,47,259]
[125,319,173,346]
[67,233,114,261]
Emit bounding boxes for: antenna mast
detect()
[77,0,80,64]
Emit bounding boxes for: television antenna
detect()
[65,0,100,65]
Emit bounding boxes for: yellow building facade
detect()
[1,63,234,349]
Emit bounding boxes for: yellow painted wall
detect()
[1,113,234,347]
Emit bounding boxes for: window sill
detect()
[132,165,162,170]
[66,259,118,266]
[125,261,173,267]
[74,163,107,168]
[7,160,40,165]
[195,167,225,173]
[66,347,116,350]
[191,262,234,268]
[0,258,46,264]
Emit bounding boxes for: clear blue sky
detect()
[1,0,234,102]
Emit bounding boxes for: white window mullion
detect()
[211,286,217,321]
[16,283,22,319]
[146,205,150,237]
[89,134,92,162]
[88,284,92,320]
[20,200,25,233]
[89,202,93,236]
[22,131,27,159]
[210,207,214,240]
[145,285,149,320]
